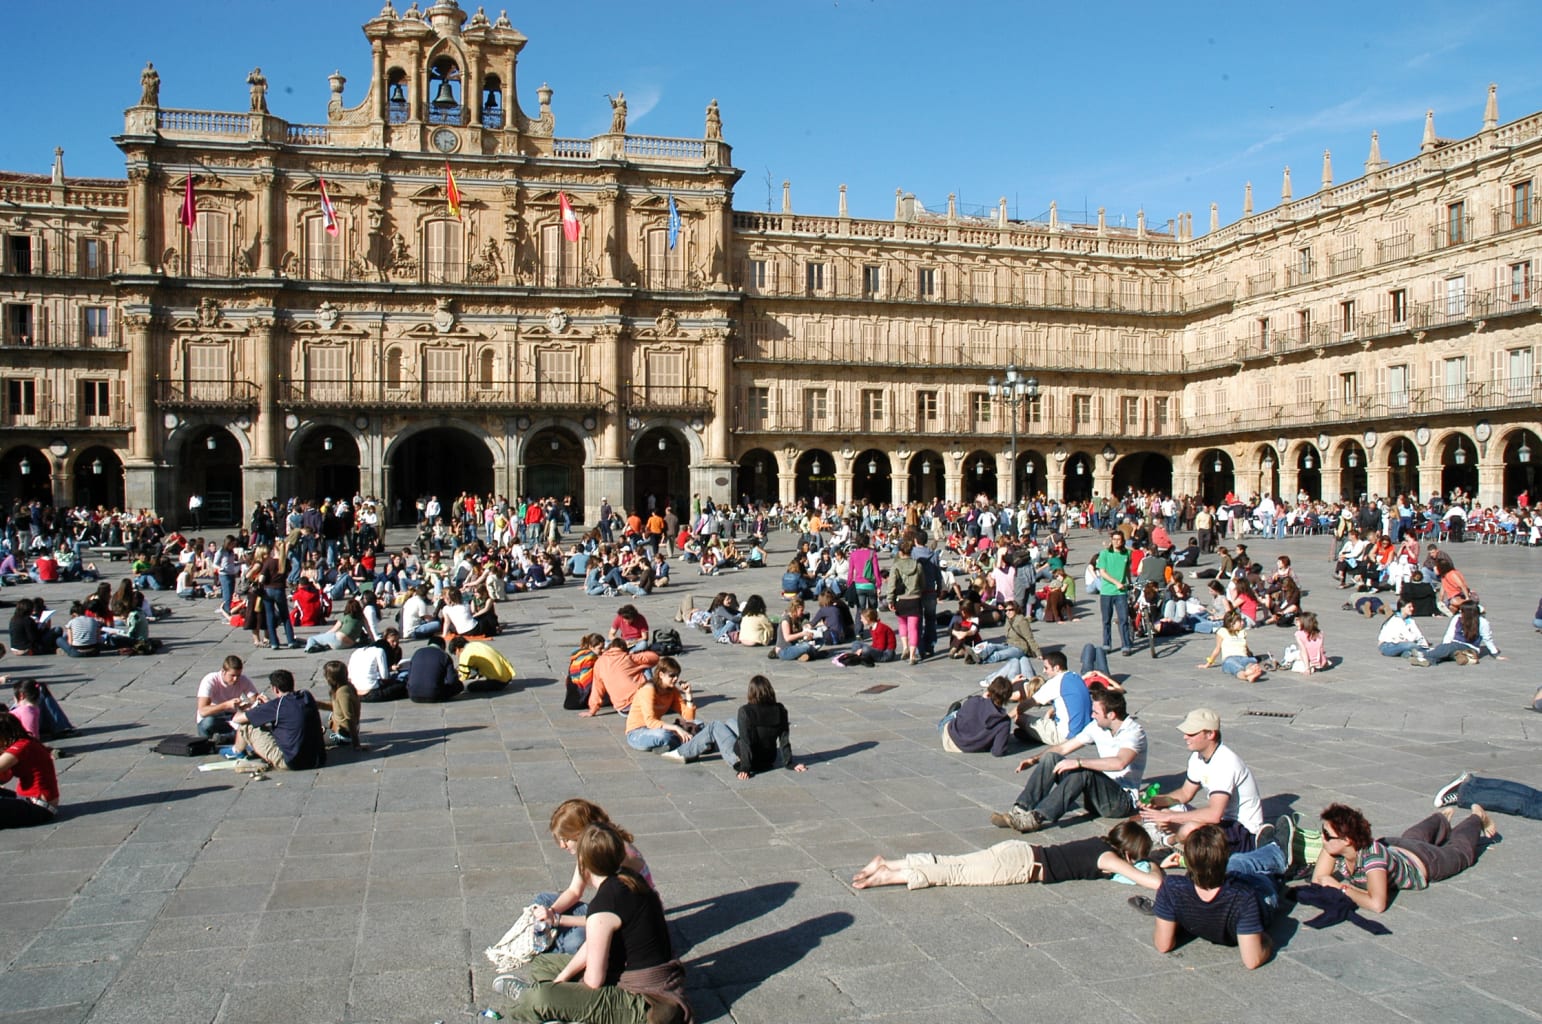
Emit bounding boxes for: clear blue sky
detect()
[6,0,1539,231]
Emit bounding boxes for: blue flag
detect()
[667,193,681,250]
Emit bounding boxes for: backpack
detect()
[858,553,877,587]
[152,734,215,757]
[651,628,684,656]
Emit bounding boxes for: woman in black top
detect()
[8,599,58,656]
[852,821,1161,891]
[497,822,691,1024]
[662,675,808,779]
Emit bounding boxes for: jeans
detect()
[531,892,588,955]
[976,641,1023,664]
[60,639,98,657]
[1099,592,1132,651]
[1227,839,1286,878]
[625,727,677,752]
[674,719,739,762]
[1011,750,1135,823]
[1220,655,1258,675]
[219,574,237,614]
[306,633,348,653]
[1427,641,1479,664]
[197,713,234,739]
[1456,776,1542,820]
[977,654,1035,687]
[1079,643,1111,677]
[1378,641,1423,657]
[329,577,358,601]
[263,587,296,647]
[919,595,939,656]
[778,641,817,660]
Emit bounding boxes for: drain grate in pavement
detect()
[1242,710,1295,719]
[859,684,899,694]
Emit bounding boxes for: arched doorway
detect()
[71,446,125,510]
[1019,449,1047,501]
[633,429,687,516]
[1440,434,1478,502]
[1338,442,1367,502]
[1294,444,1322,501]
[738,449,778,507]
[795,448,835,506]
[297,429,361,502]
[525,427,585,512]
[0,445,51,508]
[1064,451,1094,503]
[183,429,243,525]
[908,450,944,505]
[853,448,892,506]
[965,450,997,503]
[1385,436,1419,499]
[1112,452,1174,497]
[1503,429,1541,506]
[1198,449,1233,506]
[1254,446,1281,500]
[389,426,495,523]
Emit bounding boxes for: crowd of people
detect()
[3,482,1540,1017]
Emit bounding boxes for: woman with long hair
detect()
[852,820,1160,890]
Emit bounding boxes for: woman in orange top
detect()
[624,656,693,752]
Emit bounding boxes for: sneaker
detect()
[1409,651,1430,667]
[1453,649,1477,666]
[989,806,1045,833]
[1434,770,1472,808]
[1274,814,1299,875]
[963,648,980,665]
[1127,895,1157,917]
[492,975,530,1001]
[660,749,687,763]
[1341,602,1354,611]
[1255,821,1275,853]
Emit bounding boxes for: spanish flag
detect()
[318,176,339,236]
[444,162,462,219]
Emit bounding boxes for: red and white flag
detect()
[318,176,339,236]
[559,191,581,242]
[445,162,462,219]
[178,173,197,230]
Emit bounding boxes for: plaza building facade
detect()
[0,0,1538,523]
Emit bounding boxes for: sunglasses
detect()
[1321,829,1341,841]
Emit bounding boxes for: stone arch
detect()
[1112,451,1173,497]
[795,447,837,505]
[738,447,779,506]
[963,449,998,502]
[384,420,502,521]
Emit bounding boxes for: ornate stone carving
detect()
[122,313,153,331]
[655,309,679,336]
[316,301,341,331]
[247,67,268,113]
[608,92,627,134]
[546,309,570,334]
[433,297,456,334]
[467,239,502,283]
[197,297,222,328]
[705,99,721,140]
[280,251,300,276]
[139,62,160,107]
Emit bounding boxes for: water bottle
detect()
[1142,782,1161,805]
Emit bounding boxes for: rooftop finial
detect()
[1280,166,1292,203]
[51,147,64,185]
[1421,109,1437,152]
[781,180,791,214]
[838,184,848,218]
[1210,202,1219,233]
[1243,181,1253,216]
[1320,150,1332,191]
[1484,83,1498,130]
[1365,130,1384,173]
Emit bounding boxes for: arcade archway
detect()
[1063,451,1094,503]
[908,450,945,505]
[525,427,585,511]
[182,429,243,525]
[738,448,778,507]
[795,448,836,506]
[1440,433,1479,502]
[296,428,361,502]
[71,446,124,510]
[1198,449,1234,507]
[633,429,687,516]
[852,448,892,506]
[1502,429,1541,506]
[965,450,998,503]
[389,426,495,523]
[1112,452,1173,498]
[0,445,51,508]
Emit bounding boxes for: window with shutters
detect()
[7,234,33,275]
[915,324,935,360]
[1507,347,1533,397]
[1122,396,1141,431]
[862,388,885,430]
[80,237,106,277]
[188,211,230,278]
[1071,332,1092,364]
[539,223,574,288]
[1388,288,1407,324]
[1441,356,1467,406]
[384,347,403,390]
[1513,180,1534,228]
[1446,200,1467,245]
[646,350,686,406]
[1444,275,1466,317]
[425,220,464,283]
[804,387,829,430]
[1297,309,1311,342]
[1509,261,1532,303]
[1151,397,1169,435]
[968,327,990,361]
[1339,371,1358,408]
[647,228,683,289]
[971,391,991,428]
[1339,300,1356,336]
[917,266,936,299]
[187,343,229,401]
[1025,393,1043,425]
[305,215,344,280]
[1388,364,1410,409]
[916,390,938,425]
[804,261,826,294]
[749,386,770,427]
[1072,394,1092,429]
[746,258,770,292]
[1257,317,1271,348]
[1022,272,1043,304]
[1073,276,1091,306]
[972,268,994,303]
[863,264,882,296]
[423,346,462,403]
[80,379,110,420]
[1119,278,1139,309]
[1295,375,1313,406]
[306,345,348,402]
[537,348,577,404]
[83,307,111,346]
[478,349,496,389]
[4,378,37,422]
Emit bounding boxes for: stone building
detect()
[0,0,1538,522]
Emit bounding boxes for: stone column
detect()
[1417,462,1441,504]
[778,471,796,506]
[247,316,280,500]
[596,325,625,463]
[255,172,278,277]
[1093,462,1115,505]
[704,329,731,463]
[1279,466,1299,505]
[127,167,154,273]
[595,188,621,284]
[945,462,962,504]
[1476,459,1503,507]
[892,453,910,506]
[373,42,387,121]
[834,469,854,508]
[1046,460,1065,501]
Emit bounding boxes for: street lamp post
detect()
[986,365,1039,503]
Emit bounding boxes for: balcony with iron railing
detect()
[3,391,130,431]
[0,322,125,352]
[1245,271,1276,297]
[280,378,608,412]
[1183,375,1542,438]
[730,405,1166,442]
[156,378,261,410]
[735,333,1182,375]
[1376,233,1415,264]
[1328,249,1362,276]
[0,229,122,278]
[626,385,714,415]
[1284,262,1317,288]
[1492,197,1542,234]
[1430,216,1476,250]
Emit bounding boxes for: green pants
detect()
[507,953,649,1024]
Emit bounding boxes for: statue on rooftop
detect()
[247,67,269,113]
[705,98,721,140]
[139,62,160,107]
[608,91,627,134]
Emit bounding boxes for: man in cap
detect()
[1138,708,1263,852]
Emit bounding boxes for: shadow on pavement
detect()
[669,880,799,950]
[802,741,877,766]
[63,784,233,818]
[364,724,485,756]
[686,910,854,991]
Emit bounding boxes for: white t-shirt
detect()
[400,595,431,634]
[347,645,389,696]
[1072,716,1147,794]
[442,602,477,634]
[195,671,256,725]
[1185,743,1263,834]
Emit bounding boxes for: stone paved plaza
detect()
[2,528,1539,1024]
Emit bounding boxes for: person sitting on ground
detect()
[312,659,360,748]
[405,636,463,703]
[808,590,851,647]
[565,633,605,710]
[584,640,659,717]
[852,820,1161,891]
[1312,801,1499,913]
[439,586,479,637]
[399,583,440,639]
[1431,552,1476,614]
[1377,598,1433,664]
[195,654,260,739]
[529,799,655,956]
[350,632,407,702]
[304,597,367,653]
[1014,650,1092,747]
[941,676,1015,756]
[991,688,1147,832]
[663,674,807,778]
[494,821,691,1024]
[833,606,896,666]
[60,601,103,657]
[609,604,651,652]
[624,656,693,753]
[0,708,60,829]
[1139,708,1264,852]
[1425,600,1502,666]
[734,594,774,647]
[449,635,516,692]
[10,676,74,740]
[970,601,1042,675]
[1397,569,1440,617]
[8,599,59,656]
[290,577,330,627]
[774,598,821,662]
[230,669,325,771]
[1282,611,1328,675]
[1198,610,1264,683]
[1146,824,1278,970]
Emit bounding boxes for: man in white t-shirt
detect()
[399,584,440,639]
[991,688,1147,833]
[1139,707,1264,852]
[195,654,259,738]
